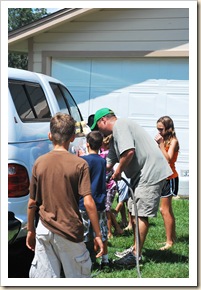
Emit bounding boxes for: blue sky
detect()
[47,8,61,13]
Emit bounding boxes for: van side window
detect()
[50,82,82,122]
[9,80,51,122]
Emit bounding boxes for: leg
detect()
[100,211,112,269]
[159,196,176,250]
[58,238,91,278]
[113,215,148,266]
[106,211,113,239]
[100,240,111,269]
[124,208,133,231]
[115,201,123,213]
[132,216,149,257]
[110,211,124,235]
[85,240,96,264]
[119,202,128,228]
[105,186,116,238]
[29,220,61,278]
[116,179,129,227]
[115,201,127,228]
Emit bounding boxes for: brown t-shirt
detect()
[30,150,91,243]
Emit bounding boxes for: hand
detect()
[77,149,85,156]
[93,236,104,258]
[154,133,164,144]
[26,231,36,251]
[112,168,122,181]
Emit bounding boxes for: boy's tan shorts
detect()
[29,220,91,278]
[127,179,166,217]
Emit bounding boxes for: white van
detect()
[8,68,90,245]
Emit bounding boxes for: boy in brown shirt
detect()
[26,113,103,278]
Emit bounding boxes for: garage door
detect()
[52,57,189,196]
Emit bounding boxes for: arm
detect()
[155,134,178,162]
[83,195,104,258]
[26,198,37,251]
[112,149,135,180]
[106,163,114,171]
[106,140,118,172]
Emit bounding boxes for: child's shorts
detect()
[29,219,91,278]
[80,210,108,242]
[105,185,116,211]
[116,179,129,203]
[161,177,179,198]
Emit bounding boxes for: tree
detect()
[8,8,49,69]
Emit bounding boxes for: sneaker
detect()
[115,245,134,258]
[113,252,141,268]
[91,262,100,271]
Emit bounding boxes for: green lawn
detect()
[92,197,189,279]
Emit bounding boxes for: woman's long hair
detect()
[157,116,179,150]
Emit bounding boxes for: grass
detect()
[92,197,189,279]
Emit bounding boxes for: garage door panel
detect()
[121,60,160,84]
[166,94,189,117]
[176,129,189,153]
[91,60,128,87]
[91,59,161,87]
[52,59,91,87]
[128,93,158,118]
[90,90,122,115]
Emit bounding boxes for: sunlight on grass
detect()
[92,198,189,278]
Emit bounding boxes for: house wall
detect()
[27,8,190,196]
[29,8,189,73]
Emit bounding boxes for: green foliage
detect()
[93,198,189,279]
[8,8,48,31]
[8,53,28,70]
[8,8,49,70]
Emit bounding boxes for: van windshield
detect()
[50,82,82,123]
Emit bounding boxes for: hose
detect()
[121,177,141,278]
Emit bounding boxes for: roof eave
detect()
[8,8,99,45]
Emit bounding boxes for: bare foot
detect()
[124,225,133,231]
[107,233,113,240]
[160,242,173,251]
[157,242,166,245]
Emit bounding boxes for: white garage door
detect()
[52,57,189,196]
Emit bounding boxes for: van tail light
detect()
[8,164,30,197]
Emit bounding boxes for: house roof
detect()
[8,8,99,48]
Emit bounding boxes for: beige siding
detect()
[35,30,188,42]
[31,8,189,73]
[50,9,189,32]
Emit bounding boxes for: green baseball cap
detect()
[90,108,114,130]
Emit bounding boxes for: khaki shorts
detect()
[29,220,91,278]
[127,179,166,217]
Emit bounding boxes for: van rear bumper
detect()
[8,211,21,245]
